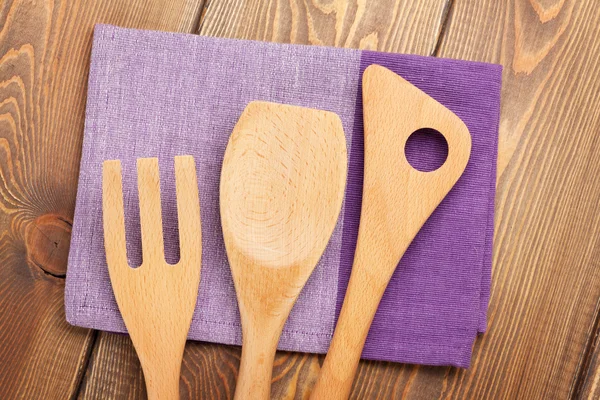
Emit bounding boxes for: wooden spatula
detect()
[311,65,472,399]
[103,156,202,400]
[220,101,347,400]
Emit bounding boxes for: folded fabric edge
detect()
[478,65,503,334]
[64,23,111,326]
[93,23,503,71]
[67,305,475,368]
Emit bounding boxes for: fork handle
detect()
[138,350,183,400]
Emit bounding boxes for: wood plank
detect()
[432,0,600,398]
[199,0,450,54]
[78,332,147,399]
[77,0,451,398]
[0,0,204,398]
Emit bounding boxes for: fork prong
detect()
[103,160,129,270]
[137,157,166,266]
[174,156,202,267]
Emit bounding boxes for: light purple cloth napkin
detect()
[65,24,502,368]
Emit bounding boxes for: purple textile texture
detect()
[65,24,502,368]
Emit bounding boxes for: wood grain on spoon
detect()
[103,156,202,400]
[311,65,472,399]
[220,101,347,400]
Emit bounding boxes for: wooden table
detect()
[1,0,599,398]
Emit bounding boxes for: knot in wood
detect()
[26,214,72,277]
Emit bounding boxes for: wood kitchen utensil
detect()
[103,156,202,400]
[220,101,347,400]
[311,65,472,399]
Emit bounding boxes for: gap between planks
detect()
[73,331,99,400]
[431,0,454,57]
[572,295,600,398]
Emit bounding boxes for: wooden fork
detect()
[102,156,202,400]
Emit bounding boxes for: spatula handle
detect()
[310,249,395,399]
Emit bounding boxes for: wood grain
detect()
[433,0,600,398]
[103,157,202,400]
[77,332,147,399]
[199,0,450,54]
[579,320,600,399]
[312,65,471,400]
[0,0,204,398]
[221,102,347,399]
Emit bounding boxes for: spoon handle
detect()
[234,319,282,400]
[311,226,402,399]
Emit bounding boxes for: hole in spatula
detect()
[405,128,448,172]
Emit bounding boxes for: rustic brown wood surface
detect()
[1,0,600,398]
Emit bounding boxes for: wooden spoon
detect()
[220,101,347,400]
[311,65,472,399]
[103,156,202,400]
